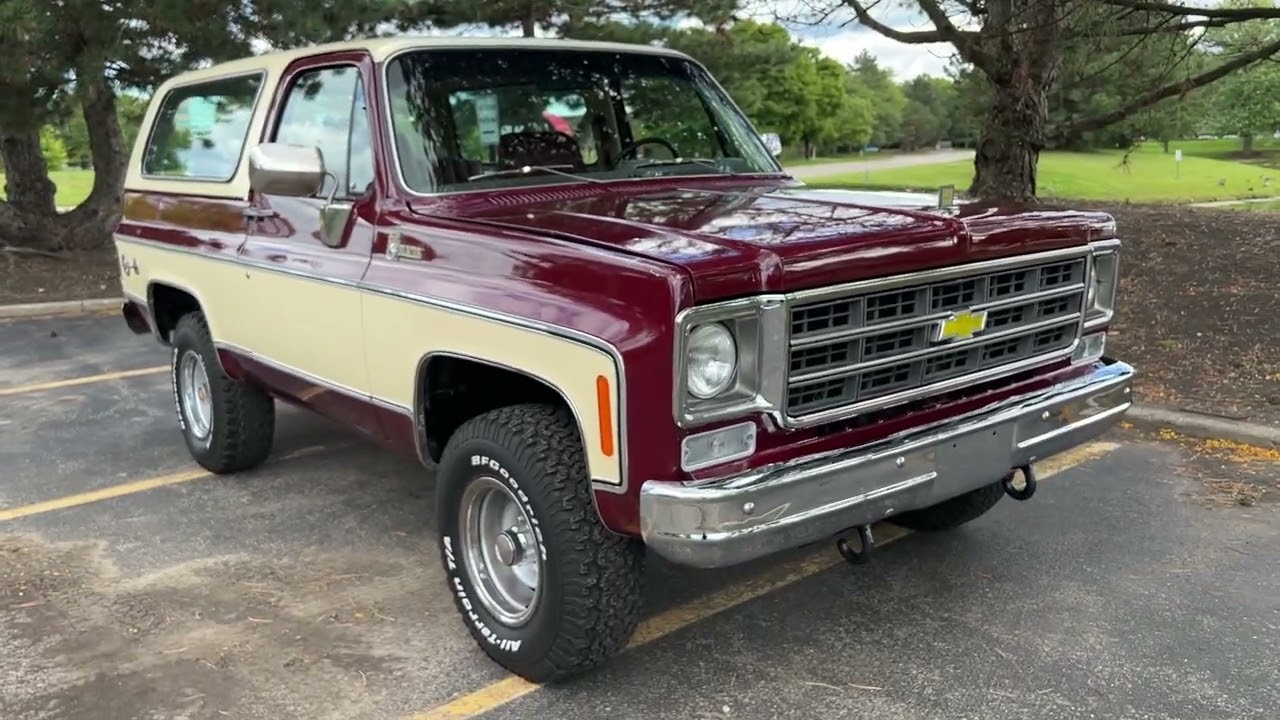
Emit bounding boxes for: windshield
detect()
[384,48,782,193]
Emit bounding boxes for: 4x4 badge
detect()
[384,232,423,261]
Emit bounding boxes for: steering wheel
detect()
[619,136,680,160]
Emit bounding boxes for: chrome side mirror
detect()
[319,197,354,249]
[761,132,783,157]
[248,143,325,196]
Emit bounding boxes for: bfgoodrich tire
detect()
[887,479,1006,532]
[169,311,275,474]
[436,403,644,683]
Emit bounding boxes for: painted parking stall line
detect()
[0,444,335,522]
[408,440,1123,720]
[0,365,168,396]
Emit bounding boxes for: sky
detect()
[736,0,959,79]
[254,2,962,81]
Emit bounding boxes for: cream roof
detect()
[162,36,694,87]
[130,36,697,199]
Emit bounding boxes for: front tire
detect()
[169,311,275,474]
[888,479,1006,532]
[436,403,644,683]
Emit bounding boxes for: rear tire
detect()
[169,311,275,474]
[436,403,644,683]
[888,479,1005,532]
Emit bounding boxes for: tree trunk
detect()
[969,80,1049,203]
[1242,133,1255,156]
[1,129,57,215]
[521,1,536,37]
[1162,139,1170,153]
[0,72,126,252]
[61,71,128,246]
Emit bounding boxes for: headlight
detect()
[673,295,786,427]
[686,323,737,398]
[1085,244,1119,329]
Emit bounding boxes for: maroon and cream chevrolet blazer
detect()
[114,36,1135,681]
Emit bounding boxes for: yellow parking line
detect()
[0,365,168,397]
[0,444,331,522]
[408,440,1122,720]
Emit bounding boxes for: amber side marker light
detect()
[595,375,615,457]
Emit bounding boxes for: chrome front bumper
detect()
[640,358,1135,568]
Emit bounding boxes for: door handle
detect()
[243,207,277,219]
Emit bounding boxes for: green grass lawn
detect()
[0,169,96,208]
[812,143,1280,203]
[783,149,905,167]
[1171,135,1280,163]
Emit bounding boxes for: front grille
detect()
[786,255,1087,419]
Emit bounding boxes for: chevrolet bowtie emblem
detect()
[933,310,988,342]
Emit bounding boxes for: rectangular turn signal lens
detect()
[596,375,614,457]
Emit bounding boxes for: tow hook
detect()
[836,524,875,565]
[1002,464,1038,501]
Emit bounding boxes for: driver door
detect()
[236,53,381,436]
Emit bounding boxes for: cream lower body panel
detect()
[113,236,624,488]
[115,237,368,393]
[359,291,623,488]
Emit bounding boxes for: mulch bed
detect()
[1,245,120,305]
[1080,202,1280,427]
[2,203,1277,424]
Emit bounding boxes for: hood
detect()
[409,181,1115,301]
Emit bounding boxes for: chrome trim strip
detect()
[640,358,1135,568]
[1014,401,1129,450]
[789,283,1086,349]
[789,315,1081,386]
[139,274,214,348]
[1082,241,1121,332]
[780,339,1080,429]
[215,340,411,413]
[680,421,757,472]
[414,350,624,489]
[671,295,786,428]
[786,245,1092,306]
[118,236,630,495]
[775,245,1098,429]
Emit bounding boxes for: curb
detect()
[0,297,121,320]
[1126,404,1280,449]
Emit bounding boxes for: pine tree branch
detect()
[1055,36,1280,140]
[1099,0,1280,21]
[841,0,989,69]
[840,0,950,43]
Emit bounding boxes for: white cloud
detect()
[736,1,962,79]
[803,28,956,79]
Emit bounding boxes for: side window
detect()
[272,65,373,198]
[347,76,375,196]
[142,74,262,181]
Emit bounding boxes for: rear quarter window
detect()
[142,73,264,181]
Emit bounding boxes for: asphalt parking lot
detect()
[2,313,1277,720]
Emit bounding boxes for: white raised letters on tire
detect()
[447,452,547,655]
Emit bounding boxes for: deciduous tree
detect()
[787,0,1280,201]
[0,0,408,251]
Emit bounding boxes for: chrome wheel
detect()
[178,350,213,440]
[459,476,542,626]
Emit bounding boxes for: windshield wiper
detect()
[632,157,730,173]
[467,164,606,184]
